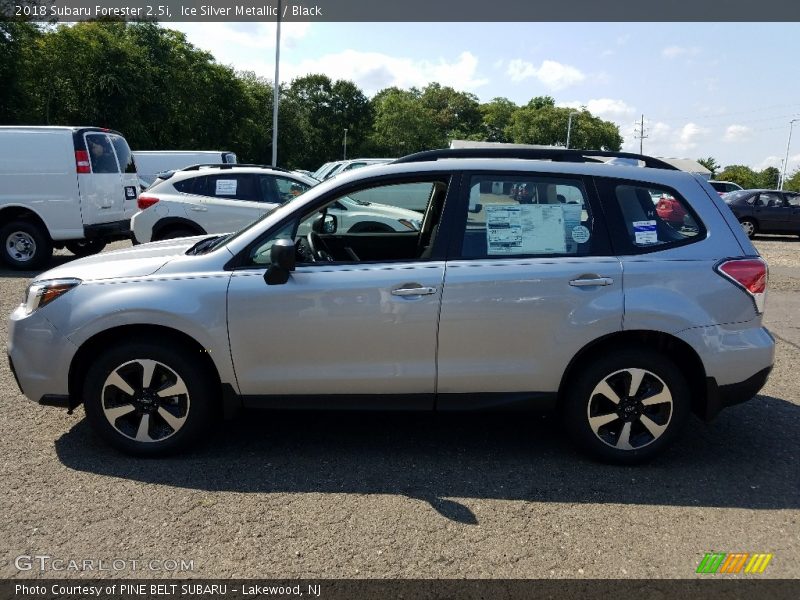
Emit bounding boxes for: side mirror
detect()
[264,238,295,285]
[312,214,337,234]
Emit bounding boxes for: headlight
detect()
[22,278,81,315]
[398,218,422,231]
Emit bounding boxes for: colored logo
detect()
[696,553,773,574]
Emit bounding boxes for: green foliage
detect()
[0,22,627,167]
[717,165,783,190]
[782,168,800,192]
[697,156,719,177]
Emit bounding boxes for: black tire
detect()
[0,219,53,270]
[561,349,690,464]
[153,228,197,241]
[83,340,218,456]
[65,239,107,257]
[740,218,757,239]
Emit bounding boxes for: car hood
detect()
[35,236,210,283]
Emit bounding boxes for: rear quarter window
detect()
[596,178,705,254]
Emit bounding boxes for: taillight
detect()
[137,195,159,210]
[716,258,768,313]
[75,150,91,174]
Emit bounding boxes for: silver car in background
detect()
[8,149,774,463]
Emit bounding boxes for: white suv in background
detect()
[132,164,423,243]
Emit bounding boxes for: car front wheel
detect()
[83,340,217,456]
[562,349,690,464]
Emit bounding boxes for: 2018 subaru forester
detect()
[7,149,774,463]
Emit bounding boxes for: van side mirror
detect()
[264,239,295,285]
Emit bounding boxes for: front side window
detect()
[262,176,311,205]
[460,175,593,259]
[245,178,448,267]
[85,133,119,174]
[759,192,784,208]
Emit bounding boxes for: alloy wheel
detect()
[586,368,673,450]
[101,359,190,443]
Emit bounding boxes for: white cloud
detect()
[586,98,636,120]
[278,50,488,94]
[506,59,585,91]
[662,45,701,59]
[674,122,710,151]
[170,22,311,60]
[758,153,800,172]
[724,124,752,143]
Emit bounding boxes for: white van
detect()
[0,126,139,269]
[133,150,238,186]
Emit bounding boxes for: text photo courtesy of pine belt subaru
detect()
[7,149,774,463]
[0,126,139,269]
[131,164,423,244]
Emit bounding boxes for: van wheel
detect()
[66,240,107,257]
[0,220,53,270]
[561,349,690,464]
[154,228,196,241]
[83,340,217,456]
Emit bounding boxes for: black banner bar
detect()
[3,0,800,22]
[2,580,800,600]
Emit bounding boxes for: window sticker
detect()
[215,179,237,195]
[633,220,658,245]
[486,204,567,255]
[571,225,591,244]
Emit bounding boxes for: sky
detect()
[168,21,800,174]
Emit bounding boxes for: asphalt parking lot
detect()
[0,237,798,579]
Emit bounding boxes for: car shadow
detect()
[54,393,800,523]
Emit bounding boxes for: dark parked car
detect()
[722,189,800,238]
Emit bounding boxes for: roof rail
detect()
[179,163,294,173]
[393,148,679,171]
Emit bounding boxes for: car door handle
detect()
[392,286,437,296]
[569,277,614,287]
[189,206,207,211]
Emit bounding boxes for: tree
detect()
[716,165,760,189]
[782,168,800,192]
[507,105,622,150]
[480,97,517,142]
[757,166,780,189]
[418,83,482,144]
[369,88,440,156]
[697,156,720,178]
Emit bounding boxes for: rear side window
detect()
[172,178,196,194]
[460,175,595,259]
[85,133,119,174]
[609,182,703,251]
[109,135,136,173]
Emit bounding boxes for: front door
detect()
[226,175,452,406]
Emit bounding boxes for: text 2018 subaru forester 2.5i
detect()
[8,149,774,463]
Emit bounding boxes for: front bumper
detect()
[7,305,77,406]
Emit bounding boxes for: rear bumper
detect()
[83,219,131,241]
[703,366,772,421]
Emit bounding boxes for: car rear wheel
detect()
[562,349,690,464]
[83,340,217,456]
[740,218,757,238]
[0,220,53,270]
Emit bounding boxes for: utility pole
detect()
[780,118,799,190]
[566,112,578,149]
[633,114,648,154]
[343,128,348,160]
[271,0,281,167]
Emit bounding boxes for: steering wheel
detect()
[307,231,334,262]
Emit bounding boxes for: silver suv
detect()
[7,149,774,463]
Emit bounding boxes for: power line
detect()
[632,114,648,154]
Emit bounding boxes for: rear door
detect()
[436,172,623,406]
[78,131,129,225]
[192,173,265,232]
[783,192,800,232]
